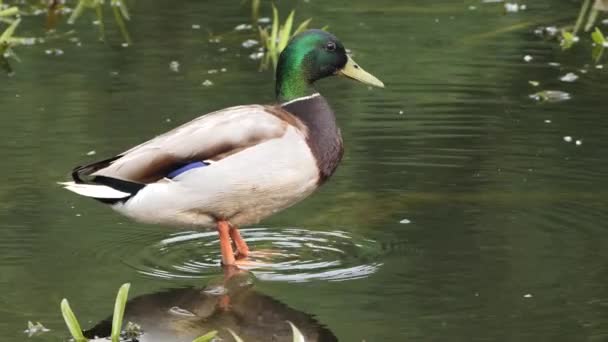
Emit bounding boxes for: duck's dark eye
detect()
[325,42,336,51]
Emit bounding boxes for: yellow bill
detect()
[337,55,385,88]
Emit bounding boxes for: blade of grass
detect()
[585,8,599,32]
[192,330,218,342]
[0,18,20,43]
[293,18,312,36]
[111,0,130,21]
[0,6,19,17]
[251,0,260,21]
[269,5,279,55]
[94,2,105,41]
[68,0,87,24]
[269,5,280,68]
[574,0,592,34]
[111,283,130,342]
[278,10,294,52]
[60,299,87,342]
[112,5,132,44]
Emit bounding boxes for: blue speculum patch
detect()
[167,161,209,179]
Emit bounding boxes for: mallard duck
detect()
[61,29,384,265]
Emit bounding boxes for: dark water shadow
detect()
[84,267,337,342]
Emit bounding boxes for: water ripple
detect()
[126,227,383,283]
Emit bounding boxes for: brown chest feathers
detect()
[279,94,344,184]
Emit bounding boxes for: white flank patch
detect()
[59,182,131,199]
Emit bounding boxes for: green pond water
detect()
[1,0,608,341]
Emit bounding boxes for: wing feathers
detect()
[70,105,303,185]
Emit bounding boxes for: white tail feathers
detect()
[59,182,131,199]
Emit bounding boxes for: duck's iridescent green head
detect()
[276,29,384,102]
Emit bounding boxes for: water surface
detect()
[1,0,608,340]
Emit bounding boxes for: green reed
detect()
[257,5,316,70]
[68,0,132,44]
[61,283,132,342]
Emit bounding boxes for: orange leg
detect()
[229,225,250,259]
[217,220,235,265]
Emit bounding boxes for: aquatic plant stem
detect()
[111,283,130,342]
[574,0,591,34]
[112,5,131,45]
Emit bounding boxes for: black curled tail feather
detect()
[71,155,123,184]
[69,155,146,204]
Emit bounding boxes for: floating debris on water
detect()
[468,5,477,10]
[505,3,526,13]
[45,48,64,56]
[218,47,227,52]
[24,321,50,337]
[529,80,540,87]
[207,69,218,74]
[121,42,129,48]
[234,23,253,31]
[258,17,271,24]
[221,68,227,72]
[548,62,561,67]
[544,119,552,123]
[86,150,96,156]
[597,64,604,69]
[202,79,213,87]
[191,24,201,29]
[529,90,571,102]
[576,140,583,146]
[399,219,411,224]
[523,55,533,62]
[523,293,533,298]
[563,136,573,142]
[208,37,221,43]
[534,26,559,38]
[399,110,404,115]
[249,51,264,60]
[242,39,259,48]
[169,60,180,72]
[559,72,579,82]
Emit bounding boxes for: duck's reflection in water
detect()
[84,266,338,342]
